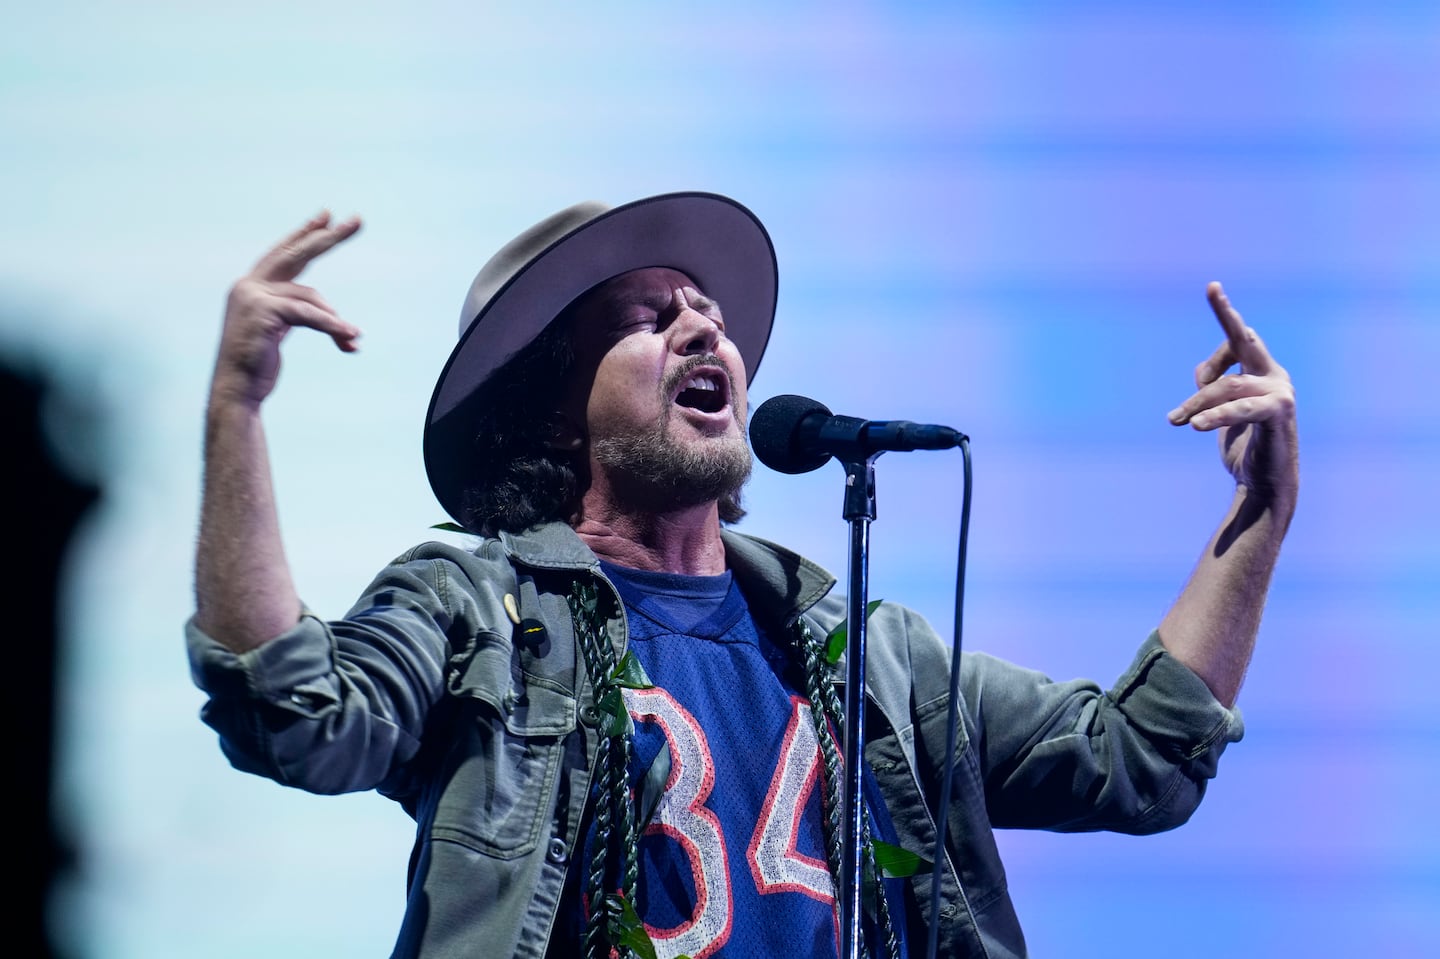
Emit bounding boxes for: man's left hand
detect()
[1167,282,1299,506]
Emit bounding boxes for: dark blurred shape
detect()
[4,352,100,959]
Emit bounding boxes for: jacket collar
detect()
[497,521,597,572]
[496,521,836,626]
[718,528,836,628]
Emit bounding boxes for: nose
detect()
[671,288,722,356]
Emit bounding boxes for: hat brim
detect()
[424,191,778,530]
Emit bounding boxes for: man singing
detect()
[188,192,1298,958]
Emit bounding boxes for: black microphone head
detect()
[749,393,834,474]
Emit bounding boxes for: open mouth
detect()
[673,368,730,415]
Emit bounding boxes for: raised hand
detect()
[195,211,362,650]
[1167,282,1299,505]
[212,211,363,407]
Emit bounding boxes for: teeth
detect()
[685,375,719,391]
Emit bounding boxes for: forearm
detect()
[1157,486,1295,708]
[192,213,361,651]
[193,390,302,652]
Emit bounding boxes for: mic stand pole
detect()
[838,455,878,959]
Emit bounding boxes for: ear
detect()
[544,413,585,451]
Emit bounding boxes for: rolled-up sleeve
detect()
[185,550,494,796]
[966,631,1243,834]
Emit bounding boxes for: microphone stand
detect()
[837,455,877,959]
[749,396,969,958]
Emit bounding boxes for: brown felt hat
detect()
[424,191,778,530]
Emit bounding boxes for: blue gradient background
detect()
[3,3,1436,957]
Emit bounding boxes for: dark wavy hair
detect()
[456,303,746,536]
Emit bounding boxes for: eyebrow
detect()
[602,286,722,314]
[684,289,721,313]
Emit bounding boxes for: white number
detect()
[622,690,835,959]
[625,688,732,959]
[747,696,836,903]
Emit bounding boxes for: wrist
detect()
[206,372,268,418]
[1231,482,1297,536]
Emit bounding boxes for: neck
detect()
[574,492,727,575]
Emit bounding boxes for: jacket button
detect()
[940,904,959,920]
[547,837,569,864]
[580,704,599,727]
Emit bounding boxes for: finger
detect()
[260,291,362,350]
[272,210,332,250]
[1194,339,1238,389]
[270,281,340,317]
[1206,281,1273,376]
[1183,390,1292,432]
[1168,372,1271,425]
[249,210,332,273]
[253,212,363,283]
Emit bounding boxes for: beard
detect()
[592,425,752,510]
[590,360,752,512]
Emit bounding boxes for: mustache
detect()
[662,354,739,405]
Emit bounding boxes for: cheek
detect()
[720,346,750,418]
[585,353,661,428]
[731,378,750,417]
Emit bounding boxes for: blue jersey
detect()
[547,562,908,959]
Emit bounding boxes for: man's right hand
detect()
[212,211,363,407]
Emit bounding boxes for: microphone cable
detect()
[925,435,972,959]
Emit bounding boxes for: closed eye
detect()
[619,310,658,333]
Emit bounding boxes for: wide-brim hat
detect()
[424,191,778,531]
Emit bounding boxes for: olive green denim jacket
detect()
[187,521,1242,958]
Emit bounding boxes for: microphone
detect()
[749,393,967,475]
